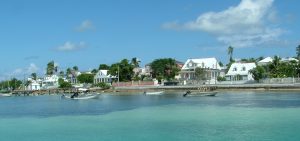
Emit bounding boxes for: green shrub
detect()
[95,82,111,90]
[217,76,226,81]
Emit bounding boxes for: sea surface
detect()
[1,91,300,141]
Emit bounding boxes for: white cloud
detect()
[161,21,182,31]
[56,41,87,52]
[163,0,284,48]
[27,63,39,74]
[12,68,23,75]
[76,20,95,32]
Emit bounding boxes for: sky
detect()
[0,0,299,80]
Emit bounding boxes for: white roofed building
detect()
[26,78,42,91]
[68,71,81,84]
[180,58,225,84]
[94,70,116,84]
[281,57,298,63]
[42,75,60,89]
[226,63,256,81]
[258,57,273,66]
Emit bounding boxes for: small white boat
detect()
[0,93,12,97]
[144,91,164,95]
[62,94,100,100]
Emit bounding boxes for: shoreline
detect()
[9,83,300,96]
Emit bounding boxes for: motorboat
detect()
[0,93,12,97]
[144,91,164,95]
[62,93,100,100]
[183,91,217,97]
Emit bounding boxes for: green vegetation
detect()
[150,58,180,81]
[249,66,267,81]
[250,56,300,81]
[66,68,72,77]
[131,57,140,68]
[77,73,94,84]
[0,78,22,91]
[73,66,79,71]
[217,76,226,81]
[46,61,55,75]
[94,82,111,90]
[99,64,110,70]
[109,59,135,82]
[195,67,207,80]
[31,73,37,80]
[219,61,224,67]
[227,46,234,63]
[91,69,98,74]
[240,58,256,63]
[59,71,65,77]
[58,78,72,89]
[297,44,300,59]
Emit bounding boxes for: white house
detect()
[258,57,273,66]
[281,57,298,63]
[226,62,256,81]
[94,70,116,84]
[27,81,41,90]
[42,75,59,89]
[26,78,42,91]
[180,57,225,84]
[68,71,81,84]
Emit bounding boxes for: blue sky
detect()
[0,0,299,79]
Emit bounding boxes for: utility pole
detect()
[118,65,120,87]
[23,73,26,91]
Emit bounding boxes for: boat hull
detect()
[145,91,164,95]
[184,92,217,97]
[0,94,12,97]
[62,94,100,100]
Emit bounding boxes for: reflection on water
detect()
[1,91,300,118]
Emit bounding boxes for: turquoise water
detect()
[1,91,300,141]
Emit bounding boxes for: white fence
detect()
[259,77,300,84]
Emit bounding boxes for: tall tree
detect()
[150,58,180,81]
[77,73,94,84]
[250,66,267,81]
[109,59,134,82]
[296,44,300,59]
[227,46,234,62]
[31,73,37,80]
[99,64,110,70]
[9,78,22,90]
[91,69,98,74]
[59,71,65,77]
[46,61,55,75]
[269,56,282,78]
[66,68,72,76]
[73,66,79,71]
[131,57,140,68]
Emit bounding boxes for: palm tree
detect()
[296,44,300,59]
[59,71,65,77]
[270,56,281,78]
[73,66,79,71]
[131,57,141,68]
[31,73,37,80]
[66,68,72,78]
[46,61,55,75]
[91,69,98,74]
[227,46,234,62]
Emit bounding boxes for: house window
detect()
[233,67,237,71]
[242,67,246,71]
